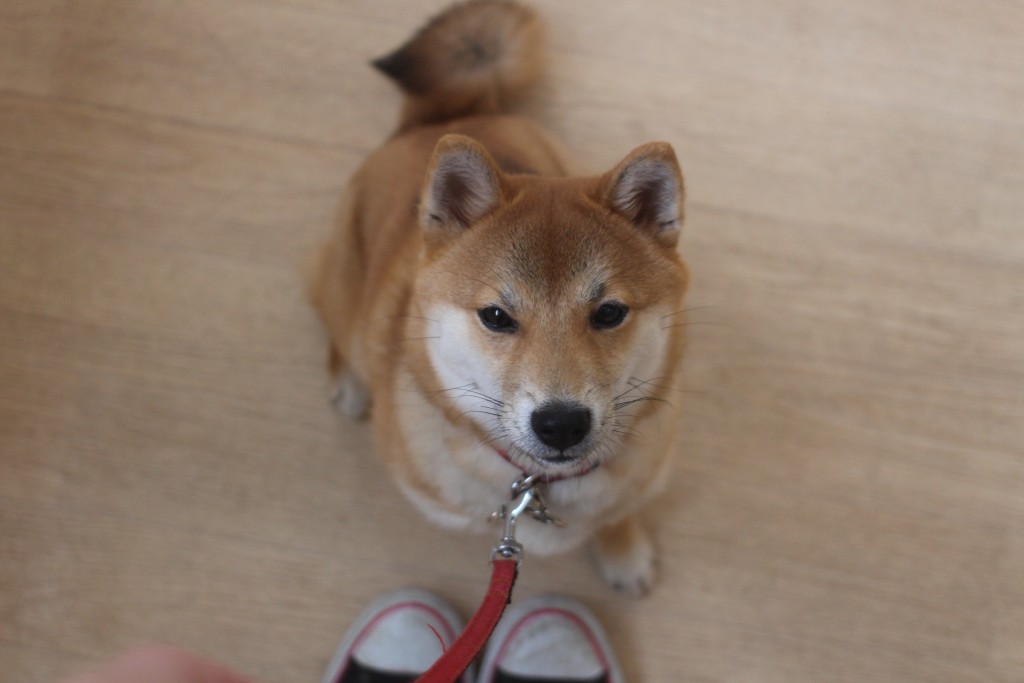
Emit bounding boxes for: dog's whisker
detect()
[660,321,732,332]
[611,375,667,402]
[433,383,507,410]
[377,314,441,324]
[614,396,670,411]
[660,305,719,320]
[463,409,503,419]
[459,390,506,406]
[432,383,476,395]
[481,262,516,303]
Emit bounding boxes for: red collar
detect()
[494,449,599,484]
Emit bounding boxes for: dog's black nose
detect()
[531,403,591,451]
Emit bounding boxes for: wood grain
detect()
[2,1,1022,681]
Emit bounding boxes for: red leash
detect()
[415,559,518,683]
[415,473,561,683]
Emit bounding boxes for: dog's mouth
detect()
[541,453,577,464]
[501,441,602,480]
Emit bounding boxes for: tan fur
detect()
[309,0,689,595]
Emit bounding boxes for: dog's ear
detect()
[602,142,684,248]
[420,135,503,239]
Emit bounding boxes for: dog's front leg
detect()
[592,514,656,597]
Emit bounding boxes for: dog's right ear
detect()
[601,142,684,249]
[420,135,503,241]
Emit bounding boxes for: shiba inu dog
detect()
[309,0,689,595]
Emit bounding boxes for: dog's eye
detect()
[478,306,517,332]
[591,302,629,330]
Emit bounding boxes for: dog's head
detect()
[411,135,689,478]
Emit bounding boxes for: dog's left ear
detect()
[602,142,684,248]
[420,134,503,242]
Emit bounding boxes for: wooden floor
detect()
[2,1,1023,681]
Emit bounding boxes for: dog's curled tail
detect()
[372,0,544,129]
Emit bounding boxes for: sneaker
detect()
[321,588,471,683]
[477,595,625,683]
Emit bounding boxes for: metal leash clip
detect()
[489,473,565,564]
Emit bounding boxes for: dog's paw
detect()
[593,516,657,598]
[598,541,656,598]
[330,369,370,419]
